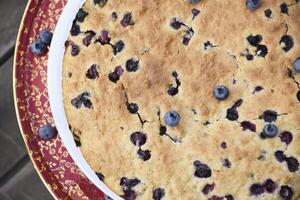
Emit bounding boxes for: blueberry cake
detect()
[62,0,300,199]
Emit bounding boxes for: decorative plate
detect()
[14,0,105,199]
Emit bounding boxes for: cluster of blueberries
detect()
[31,30,53,55]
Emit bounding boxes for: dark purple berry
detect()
[86,64,99,79]
[121,189,137,200]
[112,12,118,21]
[262,123,278,138]
[71,44,80,56]
[97,30,111,45]
[202,183,215,195]
[280,3,289,15]
[208,196,224,200]
[126,58,139,72]
[279,185,294,200]
[264,9,272,18]
[222,158,231,168]
[76,8,88,22]
[108,66,124,83]
[274,151,286,163]
[170,18,182,30]
[259,110,277,122]
[167,87,178,96]
[280,35,294,52]
[263,179,277,193]
[183,28,194,45]
[159,125,167,136]
[83,31,96,46]
[71,92,92,109]
[250,183,265,196]
[137,149,151,161]
[241,121,256,132]
[121,13,134,27]
[226,108,239,121]
[246,0,261,10]
[70,21,80,36]
[113,40,125,55]
[253,86,264,94]
[286,156,299,172]
[192,8,200,19]
[153,188,165,200]
[127,103,139,114]
[130,132,147,146]
[95,172,105,181]
[225,195,234,200]
[247,34,262,47]
[221,142,227,149]
[297,90,300,101]
[38,124,57,140]
[93,0,107,7]
[256,44,268,57]
[279,131,293,145]
[193,161,212,178]
[120,177,140,191]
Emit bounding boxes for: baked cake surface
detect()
[62,0,300,199]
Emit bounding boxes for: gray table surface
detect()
[0,1,54,199]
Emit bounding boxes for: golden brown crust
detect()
[62,0,300,199]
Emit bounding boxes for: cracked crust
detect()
[62,0,300,199]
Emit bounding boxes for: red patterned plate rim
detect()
[13,0,104,199]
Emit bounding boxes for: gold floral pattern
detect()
[14,0,105,199]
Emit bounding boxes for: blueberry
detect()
[189,0,200,4]
[164,111,180,127]
[274,150,286,163]
[120,177,140,191]
[159,125,167,136]
[226,108,239,121]
[202,183,215,195]
[264,9,272,18]
[38,124,57,140]
[70,21,81,36]
[183,28,194,45]
[86,64,99,79]
[253,86,264,94]
[222,158,232,168]
[126,58,139,72]
[249,183,265,195]
[76,8,88,22]
[262,123,278,138]
[193,161,212,178]
[213,85,229,100]
[167,87,179,96]
[93,0,107,7]
[225,195,234,200]
[192,8,200,19]
[71,92,92,109]
[152,188,165,200]
[130,132,147,146]
[97,30,111,45]
[256,44,268,57]
[280,3,289,15]
[279,131,293,145]
[247,34,262,47]
[279,185,294,200]
[297,90,300,102]
[221,142,227,149]
[208,195,223,200]
[127,103,139,114]
[121,189,137,200]
[246,0,261,10]
[246,54,254,61]
[294,57,300,72]
[121,13,134,27]
[280,35,294,52]
[83,31,96,47]
[95,172,105,181]
[39,30,53,46]
[108,71,120,83]
[263,179,277,193]
[286,156,299,172]
[113,40,125,55]
[31,41,47,55]
[137,149,151,161]
[170,18,182,30]
[259,110,277,122]
[111,12,118,21]
[71,44,80,56]
[240,121,256,132]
